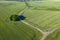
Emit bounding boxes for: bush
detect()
[10,14,18,21]
[10,15,26,21]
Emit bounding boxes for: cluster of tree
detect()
[10,15,26,21]
[0,0,43,1]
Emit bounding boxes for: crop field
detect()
[0,2,42,40]
[0,1,60,40]
[45,28,60,40]
[23,1,60,31]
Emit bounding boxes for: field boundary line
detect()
[18,7,28,15]
[18,6,60,40]
[18,7,45,34]
[21,20,44,34]
[48,24,60,34]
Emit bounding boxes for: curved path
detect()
[21,20,60,40]
[21,21,44,34]
[18,7,60,40]
[40,24,60,40]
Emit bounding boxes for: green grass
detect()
[23,1,60,31]
[45,28,60,40]
[0,2,42,40]
[29,1,60,10]
[0,1,60,40]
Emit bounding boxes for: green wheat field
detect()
[0,1,60,40]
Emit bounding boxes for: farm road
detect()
[18,7,60,40]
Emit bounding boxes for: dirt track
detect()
[19,7,60,40]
